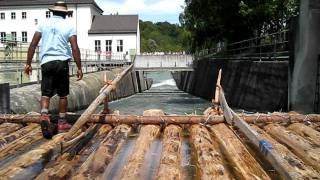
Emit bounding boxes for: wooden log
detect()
[70,124,132,179]
[0,127,84,179]
[156,125,182,180]
[189,124,232,179]
[0,127,43,161]
[209,124,270,180]
[35,125,108,180]
[0,123,23,137]
[64,62,135,141]
[0,123,39,148]
[287,123,320,146]
[251,125,320,179]
[71,125,112,179]
[119,109,162,180]
[264,124,320,171]
[2,113,320,125]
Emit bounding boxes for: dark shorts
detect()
[41,60,69,98]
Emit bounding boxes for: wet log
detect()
[120,109,162,180]
[0,127,43,161]
[71,124,132,179]
[189,124,232,179]
[2,113,320,125]
[0,123,23,137]
[264,124,320,171]
[0,134,65,179]
[35,125,105,180]
[251,125,320,179]
[71,125,112,179]
[156,125,182,180]
[287,123,320,146]
[0,123,39,148]
[209,124,270,180]
[64,62,135,141]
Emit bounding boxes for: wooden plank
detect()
[73,124,132,179]
[189,124,232,179]
[156,125,182,180]
[0,123,23,137]
[119,109,162,180]
[264,124,320,171]
[251,125,320,179]
[0,123,39,148]
[209,124,270,180]
[287,123,320,146]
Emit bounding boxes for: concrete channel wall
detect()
[10,69,151,114]
[172,58,288,112]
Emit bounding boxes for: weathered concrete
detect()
[10,68,150,114]
[290,0,320,113]
[173,59,288,112]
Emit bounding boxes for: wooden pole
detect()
[1,113,320,125]
[64,60,135,141]
[251,125,320,179]
[264,124,320,171]
[287,123,320,146]
[209,124,270,179]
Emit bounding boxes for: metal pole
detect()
[0,83,10,114]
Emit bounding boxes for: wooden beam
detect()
[287,123,320,146]
[120,109,162,179]
[189,124,232,179]
[264,124,320,171]
[251,125,320,179]
[64,61,135,141]
[156,125,182,180]
[2,113,320,125]
[209,124,270,179]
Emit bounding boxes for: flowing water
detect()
[96,71,211,115]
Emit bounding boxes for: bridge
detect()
[134,54,194,71]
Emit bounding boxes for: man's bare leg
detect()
[40,96,54,139]
[58,96,71,133]
[40,96,50,114]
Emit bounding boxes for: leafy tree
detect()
[180,0,299,52]
[140,20,189,53]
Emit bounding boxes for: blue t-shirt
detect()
[36,15,76,65]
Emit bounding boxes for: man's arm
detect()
[69,35,83,81]
[25,32,41,75]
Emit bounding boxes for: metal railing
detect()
[196,30,290,61]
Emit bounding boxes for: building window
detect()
[11,12,16,20]
[106,40,112,52]
[0,32,6,43]
[11,32,16,41]
[46,11,51,18]
[0,13,5,20]
[22,31,27,42]
[117,40,123,52]
[95,40,101,52]
[34,19,38,25]
[68,13,73,18]
[22,12,27,19]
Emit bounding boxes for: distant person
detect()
[24,1,83,139]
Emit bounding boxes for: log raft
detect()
[1,109,320,179]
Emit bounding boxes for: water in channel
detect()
[96,71,211,115]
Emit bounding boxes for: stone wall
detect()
[10,68,150,114]
[172,59,288,112]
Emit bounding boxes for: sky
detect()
[95,0,185,24]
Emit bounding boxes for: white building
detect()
[0,0,140,60]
